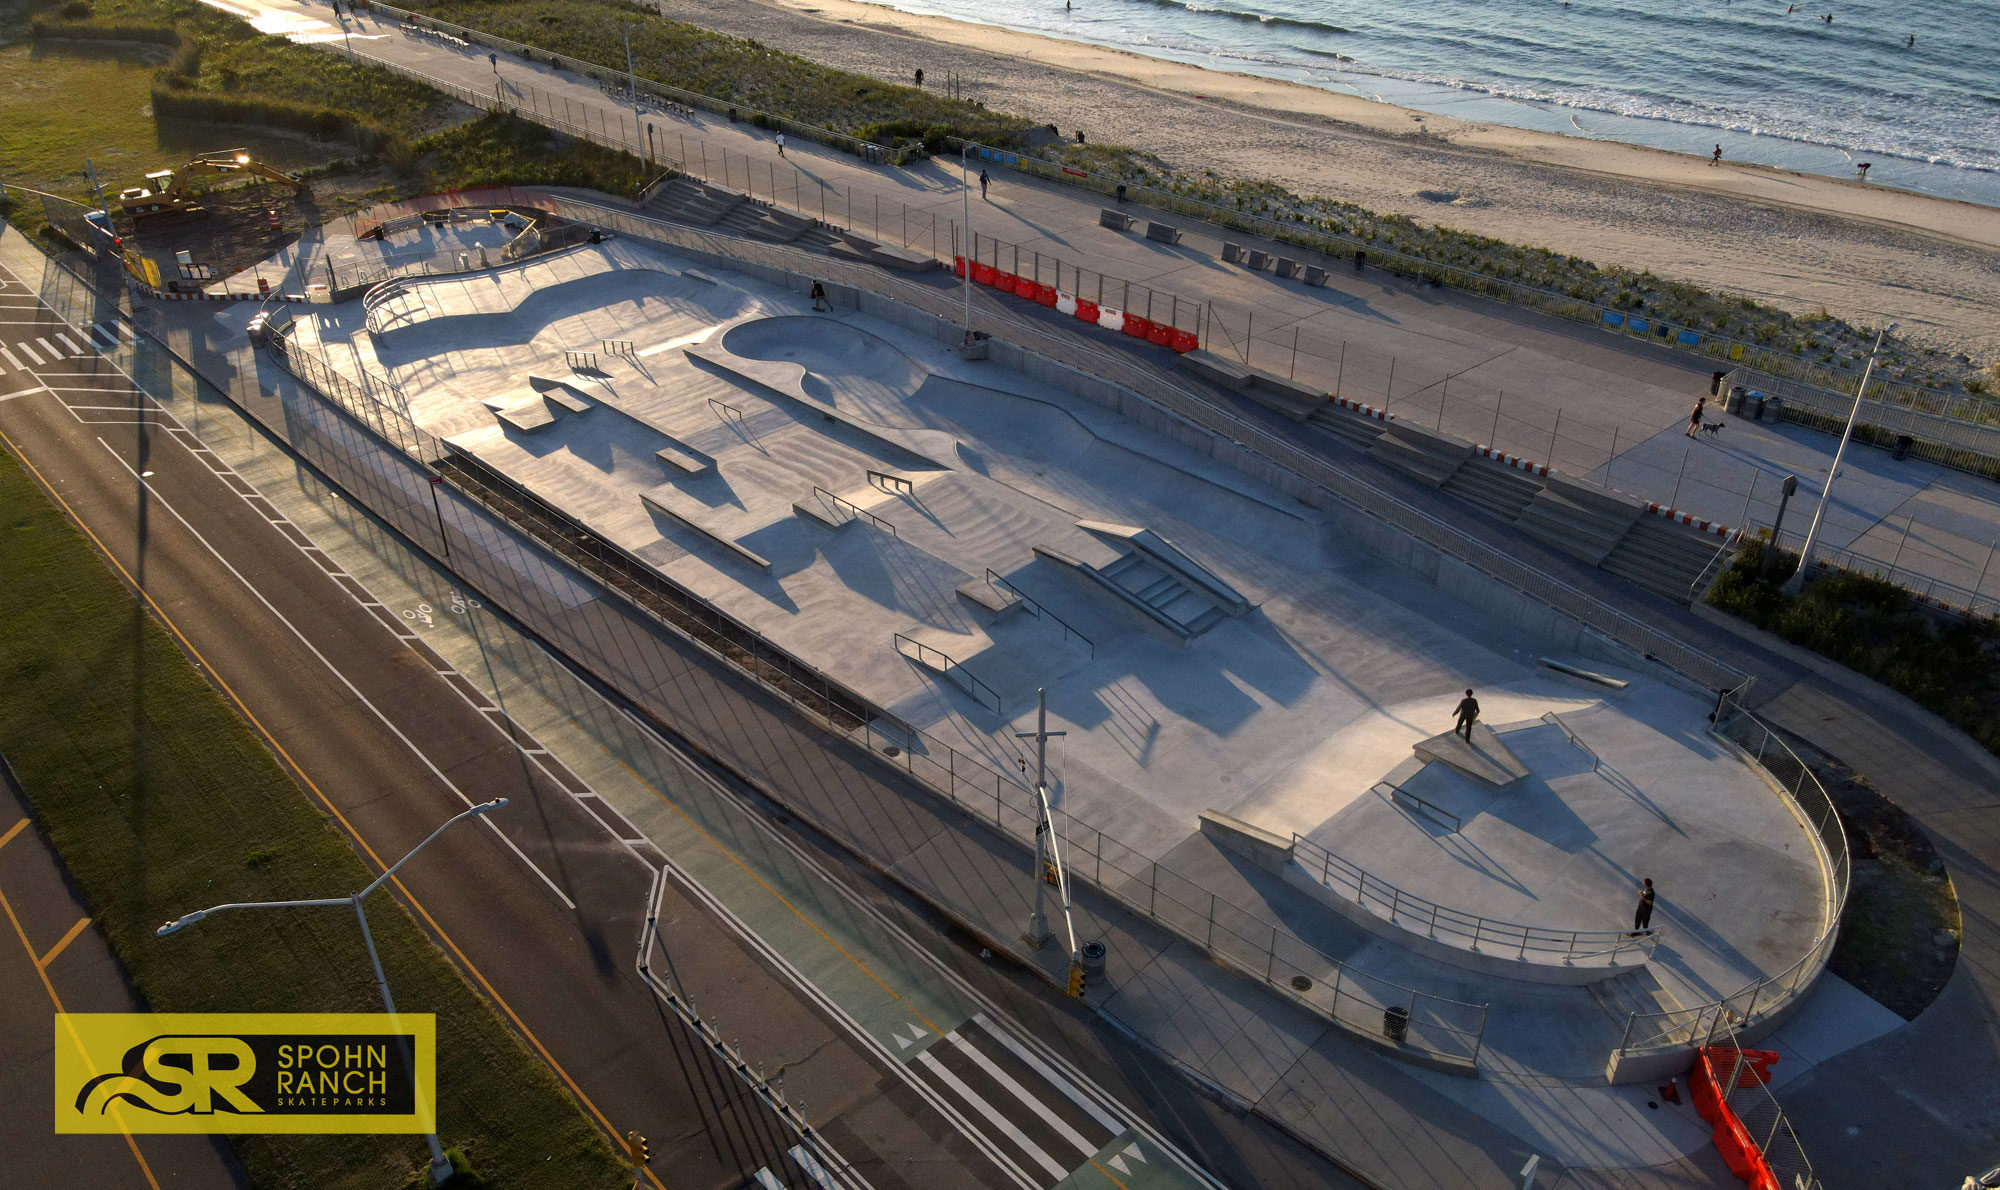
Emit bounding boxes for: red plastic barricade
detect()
[1145,323,1173,346]
[1692,1048,1784,1190]
[996,273,1021,294]
[953,255,967,277]
[971,262,996,286]
[1169,329,1199,353]
[1122,315,1153,339]
[1076,300,1100,324]
[1035,283,1059,307]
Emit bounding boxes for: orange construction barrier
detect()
[971,262,996,286]
[995,272,1020,294]
[1169,329,1199,353]
[953,255,967,277]
[1122,315,1153,339]
[1692,1048,1784,1190]
[1076,300,1100,323]
[1035,283,1059,307]
[1145,323,1173,346]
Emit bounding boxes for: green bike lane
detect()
[38,285,1223,1190]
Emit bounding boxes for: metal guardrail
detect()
[1291,833,1659,966]
[985,569,1095,658]
[1803,543,2000,620]
[892,632,1000,714]
[261,235,1496,1067]
[1374,778,1461,832]
[1611,696,1849,1058]
[1540,710,1602,772]
[1726,366,2000,480]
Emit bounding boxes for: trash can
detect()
[1746,391,1766,421]
[1763,395,1784,423]
[1383,1005,1410,1045]
[1710,370,1727,396]
[1894,434,1913,461]
[1080,940,1107,978]
[1725,385,1745,414]
[1353,249,1367,270]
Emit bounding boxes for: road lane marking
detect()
[914,1049,1071,1183]
[55,332,85,356]
[0,346,19,369]
[36,915,94,970]
[35,338,60,360]
[0,817,25,851]
[14,341,43,365]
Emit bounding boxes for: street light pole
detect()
[1784,326,1894,593]
[427,473,451,559]
[157,799,509,1187]
[960,142,974,347]
[1015,689,1065,948]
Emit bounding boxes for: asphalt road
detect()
[0,260,1361,1190]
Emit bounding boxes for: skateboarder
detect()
[1453,689,1480,741]
[1634,877,1657,932]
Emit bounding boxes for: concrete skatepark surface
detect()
[278,238,1874,1170]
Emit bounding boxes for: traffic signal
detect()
[625,1130,651,1165]
[1041,860,1060,887]
[1066,960,1086,999]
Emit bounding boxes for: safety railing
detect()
[812,485,898,536]
[1611,697,1849,1058]
[1802,544,2000,621]
[1374,779,1461,833]
[985,569,1095,658]
[1292,834,1659,966]
[1540,710,1602,772]
[1726,366,2000,481]
[1686,529,1744,604]
[1705,1026,1821,1190]
[892,633,1001,714]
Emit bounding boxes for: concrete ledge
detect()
[1099,208,1135,232]
[955,581,1024,620]
[1245,368,1329,421]
[1145,221,1183,244]
[640,487,773,572]
[1180,349,1251,391]
[655,444,713,477]
[1537,657,1629,691]
[1198,810,1293,873]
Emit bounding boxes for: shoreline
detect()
[645,0,2000,361]
[799,0,2000,253]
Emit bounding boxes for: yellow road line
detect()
[0,816,27,851]
[38,915,93,970]
[0,428,668,1190]
[0,882,161,1190]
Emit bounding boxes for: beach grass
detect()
[0,442,626,1189]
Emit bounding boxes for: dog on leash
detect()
[1699,420,1724,437]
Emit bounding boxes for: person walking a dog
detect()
[1685,396,1706,438]
[1453,689,1480,741]
[1634,877,1657,932]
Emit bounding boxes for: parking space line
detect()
[36,915,93,970]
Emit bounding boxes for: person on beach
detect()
[914,68,925,87]
[1453,689,1480,741]
[1711,144,1723,166]
[775,132,786,157]
[979,168,990,199]
[1857,162,1871,180]
[1686,396,1706,437]
[1907,33,1914,46]
[1634,878,1657,933]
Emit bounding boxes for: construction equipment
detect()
[117,150,306,220]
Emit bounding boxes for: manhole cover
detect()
[882,746,901,757]
[1290,975,1313,992]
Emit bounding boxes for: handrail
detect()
[1540,710,1602,772]
[1292,833,1660,965]
[812,486,898,536]
[1610,697,1849,1058]
[1373,778,1460,833]
[1687,529,1743,603]
[985,569,1094,658]
[892,632,1000,713]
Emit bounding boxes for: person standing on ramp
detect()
[1634,878,1657,933]
[1453,689,1480,741]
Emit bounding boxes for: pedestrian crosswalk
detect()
[0,320,135,375]
[907,1015,1124,1189]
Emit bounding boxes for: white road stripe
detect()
[35,338,61,359]
[0,345,18,370]
[90,324,118,349]
[93,436,579,912]
[752,1170,786,1190]
[14,341,43,365]
[0,386,51,403]
[972,1016,1125,1136]
[915,1050,1070,1182]
[947,1031,1100,1158]
[56,332,85,356]
[785,1145,840,1190]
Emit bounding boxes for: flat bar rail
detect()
[1373,778,1461,833]
[1540,711,1602,772]
[1292,834,1659,965]
[985,568,1095,658]
[892,632,1001,713]
[812,485,898,536]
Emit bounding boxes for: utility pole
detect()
[625,26,641,124]
[1785,326,1893,593]
[1015,689,1066,948]
[960,142,974,347]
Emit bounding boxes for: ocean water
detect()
[869,0,2000,207]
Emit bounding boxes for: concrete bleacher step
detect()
[1411,724,1529,788]
[1367,425,1474,488]
[1512,486,1643,566]
[643,178,748,227]
[1441,461,1541,520]
[1587,969,1684,1027]
[1304,406,1388,452]
[717,201,826,246]
[1601,518,1727,602]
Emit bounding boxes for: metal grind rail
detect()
[812,485,898,536]
[891,633,1002,715]
[1290,835,1660,966]
[1373,779,1462,833]
[984,569,1095,659]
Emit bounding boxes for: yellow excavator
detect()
[117,150,307,220]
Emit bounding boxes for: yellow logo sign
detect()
[55,1013,436,1134]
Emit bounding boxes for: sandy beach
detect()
[646,0,2000,363]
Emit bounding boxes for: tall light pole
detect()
[1784,326,1894,593]
[960,142,974,347]
[157,798,509,1186]
[1015,689,1066,949]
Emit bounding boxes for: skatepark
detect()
[274,227,1843,1096]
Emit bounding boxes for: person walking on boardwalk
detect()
[979,168,990,199]
[1712,144,1723,166]
[1634,877,1657,933]
[775,132,786,157]
[1453,689,1480,741]
[1686,395,1706,437]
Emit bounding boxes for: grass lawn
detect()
[0,442,625,1189]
